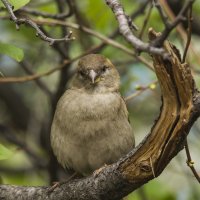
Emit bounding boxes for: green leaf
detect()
[0,0,30,11]
[0,144,13,160]
[0,42,24,62]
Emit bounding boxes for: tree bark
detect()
[0,29,200,200]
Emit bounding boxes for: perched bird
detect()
[51,54,135,176]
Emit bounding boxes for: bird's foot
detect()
[93,164,108,177]
[47,172,78,193]
[48,182,60,193]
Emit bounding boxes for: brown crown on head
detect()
[78,54,113,71]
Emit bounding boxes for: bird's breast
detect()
[51,89,133,173]
[59,90,121,120]
[52,89,125,139]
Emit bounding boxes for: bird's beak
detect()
[89,69,98,84]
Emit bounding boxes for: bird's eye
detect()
[102,65,108,73]
[79,70,85,77]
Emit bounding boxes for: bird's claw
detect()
[93,164,108,177]
[48,182,60,193]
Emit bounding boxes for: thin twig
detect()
[182,4,198,182]
[0,124,46,168]
[19,7,72,19]
[130,0,149,20]
[152,0,195,47]
[159,0,200,67]
[0,166,46,174]
[0,47,102,83]
[182,4,193,63]
[138,2,153,39]
[125,80,158,102]
[185,140,200,183]
[19,0,73,19]
[0,60,69,83]
[20,61,53,97]
[0,0,74,45]
[153,0,170,27]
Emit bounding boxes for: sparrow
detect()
[51,54,135,176]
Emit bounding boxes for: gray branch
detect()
[105,0,195,56]
[105,0,165,55]
[0,0,74,45]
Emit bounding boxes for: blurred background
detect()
[0,0,200,199]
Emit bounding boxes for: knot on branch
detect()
[139,161,151,173]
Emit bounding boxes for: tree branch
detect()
[0,0,74,45]
[19,0,74,19]
[182,3,193,63]
[19,60,53,98]
[185,140,200,183]
[138,2,153,39]
[105,0,166,56]
[152,0,195,47]
[105,0,195,55]
[125,80,158,102]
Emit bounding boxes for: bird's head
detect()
[72,54,120,92]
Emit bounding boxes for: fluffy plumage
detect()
[51,54,135,175]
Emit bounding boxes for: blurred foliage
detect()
[0,0,200,199]
[0,143,14,160]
